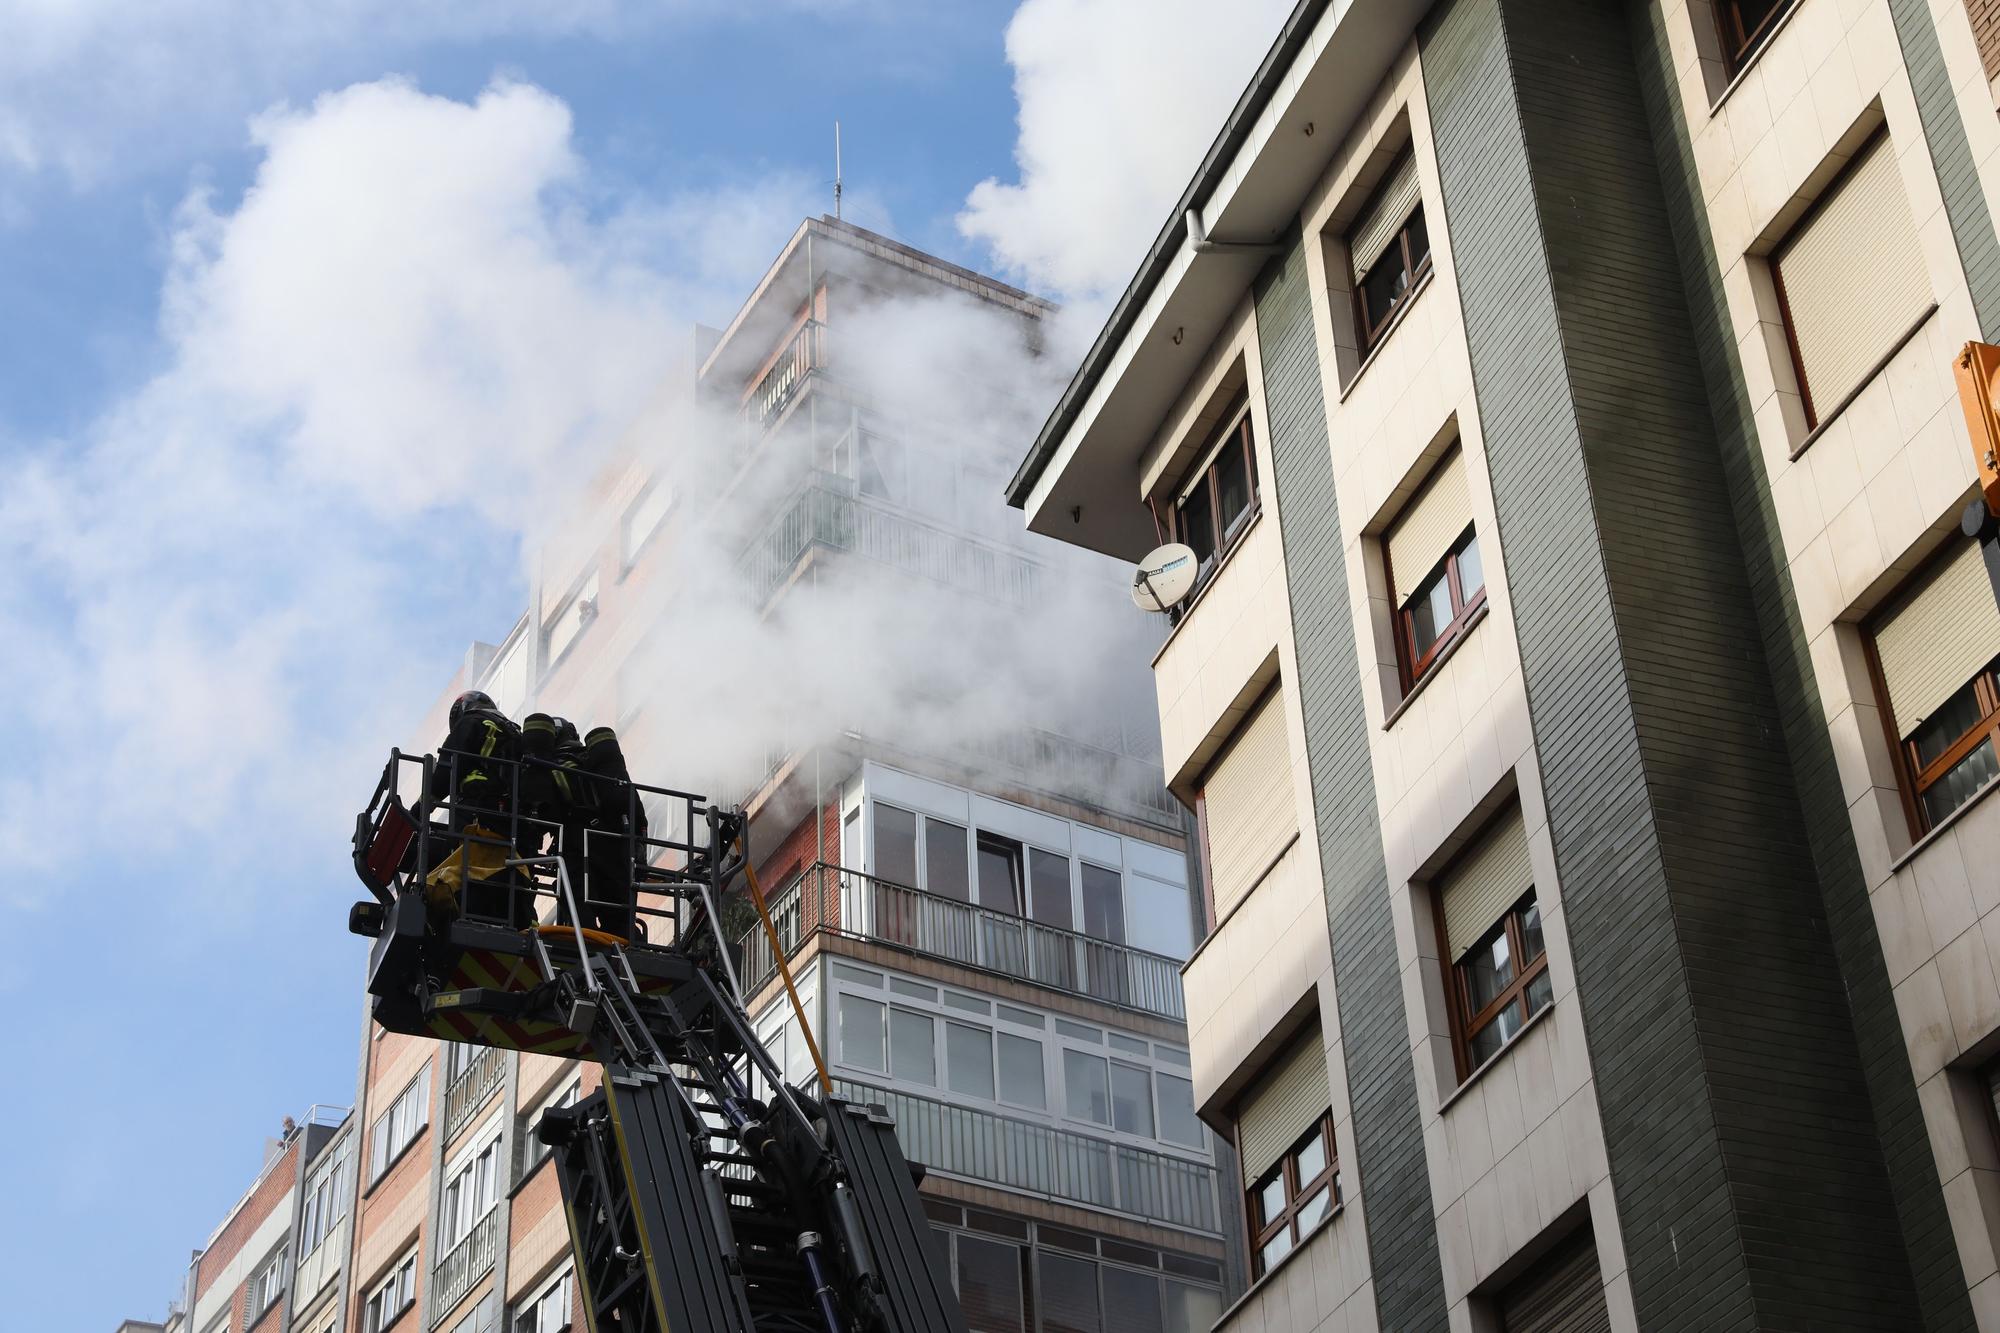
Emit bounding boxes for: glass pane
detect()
[1909,678,1988,769]
[1101,1265,1164,1333]
[1030,849,1073,929]
[1157,1074,1204,1148]
[976,834,1023,914]
[925,819,970,901]
[1360,245,1408,336]
[947,1022,996,1100]
[1921,737,2000,827]
[1081,864,1125,943]
[1258,1227,1294,1274]
[1110,1062,1154,1137]
[875,804,918,887]
[1256,1173,1286,1228]
[1406,567,1451,662]
[1405,205,1430,271]
[1525,968,1554,1019]
[1037,1251,1103,1333]
[1456,531,1484,600]
[1518,896,1545,963]
[1214,431,1253,538]
[838,994,885,1072]
[957,1235,1026,1333]
[997,1032,1046,1108]
[1295,1129,1327,1185]
[1178,476,1216,566]
[1064,1049,1111,1124]
[1297,1184,1334,1231]
[1163,1283,1224,1333]
[890,1007,936,1086]
[1468,1013,1508,1068]
[1462,926,1515,1013]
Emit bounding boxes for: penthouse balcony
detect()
[737,862,1188,1024]
[742,318,827,434]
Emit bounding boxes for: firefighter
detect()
[522,713,596,925]
[428,690,526,927]
[576,724,645,938]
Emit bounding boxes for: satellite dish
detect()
[1131,543,1199,612]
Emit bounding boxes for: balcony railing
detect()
[738,481,1044,611]
[833,1078,1219,1235]
[441,1046,504,1143]
[744,319,826,431]
[428,1208,498,1324]
[738,862,1187,1022]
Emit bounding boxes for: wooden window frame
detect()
[1863,612,2000,842]
[1714,0,1796,76]
[1351,203,1432,356]
[1440,890,1550,1082]
[1147,403,1259,611]
[1245,1111,1339,1277]
[1389,527,1486,694]
[1768,129,1890,431]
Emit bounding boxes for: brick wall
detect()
[1973,0,2000,80]
[195,1138,298,1309]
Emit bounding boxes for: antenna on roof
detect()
[834,121,844,221]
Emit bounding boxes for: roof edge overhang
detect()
[1007,0,1429,560]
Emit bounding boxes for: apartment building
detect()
[1010,0,2000,1328]
[327,217,1227,1333]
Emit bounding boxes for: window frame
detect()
[369,1066,432,1186]
[1713,0,1796,77]
[1245,1112,1339,1278]
[1148,400,1259,606]
[249,1243,289,1320]
[1349,178,1431,356]
[1442,889,1551,1081]
[518,1078,580,1184]
[1389,526,1486,694]
[362,1251,417,1333]
[511,1268,573,1333]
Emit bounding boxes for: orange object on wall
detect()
[1953,341,2000,517]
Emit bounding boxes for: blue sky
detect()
[0,2,1288,1326]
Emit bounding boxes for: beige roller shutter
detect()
[1203,693,1297,919]
[1237,1029,1331,1182]
[1498,1228,1610,1333]
[1348,151,1423,283]
[1387,450,1471,600]
[1440,807,1534,960]
[1775,133,1932,420]
[1876,541,2000,738]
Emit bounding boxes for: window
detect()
[947,1022,996,1099]
[925,818,970,901]
[443,1041,479,1086]
[1234,1030,1335,1275]
[838,993,887,1072]
[1157,1075,1204,1149]
[621,480,673,570]
[857,429,903,501]
[1347,151,1430,354]
[444,1292,500,1333]
[363,1252,416,1333]
[440,1132,503,1250]
[1385,450,1485,692]
[873,803,918,887]
[369,1066,431,1184]
[1151,401,1258,595]
[1870,539,2000,833]
[1109,1062,1154,1137]
[1247,1115,1339,1275]
[298,1139,351,1256]
[1195,690,1296,926]
[996,1032,1046,1109]
[1038,1251,1102,1333]
[1771,132,1932,430]
[520,1079,579,1181]
[975,833,1024,914]
[1079,864,1124,944]
[1028,848,1072,929]
[1713,0,1794,74]
[889,1007,936,1086]
[1064,1050,1111,1125]
[955,1234,1027,1332]
[482,624,530,720]
[512,1271,572,1333]
[542,569,600,667]
[1437,808,1550,1075]
[249,1245,288,1318]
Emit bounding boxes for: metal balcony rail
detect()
[442,1046,506,1142]
[832,1078,1220,1235]
[429,1208,500,1325]
[744,319,826,431]
[737,862,1187,1022]
[738,482,1044,611]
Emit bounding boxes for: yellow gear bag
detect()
[424,823,510,921]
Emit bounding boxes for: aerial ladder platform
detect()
[347,745,968,1333]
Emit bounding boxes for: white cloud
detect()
[957,0,1292,304]
[0,76,815,909]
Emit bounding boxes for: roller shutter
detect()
[1387,450,1471,598]
[1237,1030,1331,1183]
[1875,540,2000,738]
[1440,808,1534,961]
[1774,132,1932,422]
[1201,692,1296,919]
[1499,1227,1610,1333]
[1348,152,1424,283]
